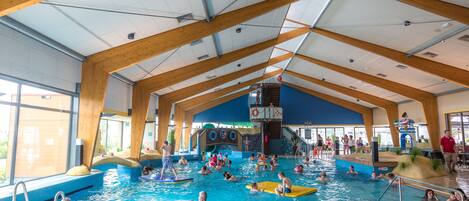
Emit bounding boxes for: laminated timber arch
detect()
[78,0,298,166]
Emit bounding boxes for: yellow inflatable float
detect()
[246,181,317,198]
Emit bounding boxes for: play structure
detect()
[394,112,417,150]
[191,128,243,154]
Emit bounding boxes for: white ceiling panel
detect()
[210,0,263,16]
[287,58,409,103]
[283,74,376,108]
[417,29,469,71]
[316,0,462,53]
[276,20,308,52]
[286,0,328,26]
[217,5,289,54]
[298,34,459,94]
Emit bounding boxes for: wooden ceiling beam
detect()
[285,70,400,146]
[311,28,469,88]
[0,0,39,16]
[400,0,469,25]
[86,0,298,73]
[284,82,374,142]
[137,28,308,92]
[162,53,292,102]
[178,69,282,110]
[295,54,441,150]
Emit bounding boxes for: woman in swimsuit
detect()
[316,134,324,157]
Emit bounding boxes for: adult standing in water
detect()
[160,141,178,179]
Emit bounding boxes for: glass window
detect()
[122,121,131,151]
[20,85,71,111]
[0,79,18,103]
[14,108,70,182]
[142,123,155,150]
[107,120,123,153]
[354,127,368,145]
[0,104,15,186]
[374,127,392,147]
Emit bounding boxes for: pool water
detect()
[69,158,434,201]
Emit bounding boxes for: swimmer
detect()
[422,189,439,201]
[294,164,304,173]
[215,160,223,171]
[227,159,232,168]
[198,191,207,201]
[198,165,212,175]
[386,173,401,186]
[250,182,263,193]
[208,155,217,167]
[249,153,256,161]
[346,165,358,175]
[223,155,229,163]
[303,156,310,165]
[223,171,238,182]
[142,166,154,176]
[317,171,329,183]
[256,153,269,171]
[371,171,384,180]
[275,172,292,196]
[201,152,206,162]
[178,156,188,166]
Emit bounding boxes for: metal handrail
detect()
[377,175,464,201]
[54,191,68,201]
[12,181,29,201]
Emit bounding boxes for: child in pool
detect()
[371,171,384,180]
[317,171,329,183]
[142,166,154,176]
[178,156,188,166]
[256,153,269,171]
[275,172,292,196]
[198,191,207,201]
[215,160,223,171]
[303,156,310,165]
[227,159,232,168]
[198,165,212,175]
[223,171,238,182]
[208,155,217,167]
[294,164,304,173]
[250,182,263,193]
[346,165,358,175]
[249,153,256,161]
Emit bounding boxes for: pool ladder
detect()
[12,181,29,201]
[54,191,70,201]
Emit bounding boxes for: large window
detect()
[374,127,393,147]
[447,112,469,152]
[0,76,75,186]
[96,118,130,156]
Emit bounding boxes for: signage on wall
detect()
[304,129,311,139]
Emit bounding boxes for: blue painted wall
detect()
[193,94,250,122]
[280,85,363,125]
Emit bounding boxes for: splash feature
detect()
[394,112,416,150]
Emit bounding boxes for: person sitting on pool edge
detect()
[317,171,329,183]
[223,171,238,182]
[198,191,207,201]
[275,172,292,196]
[294,164,304,173]
[178,156,188,166]
[160,141,178,179]
[346,165,358,175]
[199,165,212,175]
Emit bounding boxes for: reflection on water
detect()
[70,158,427,201]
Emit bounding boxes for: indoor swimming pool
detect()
[68,158,439,201]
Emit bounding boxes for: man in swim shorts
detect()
[275,172,292,195]
[160,141,178,179]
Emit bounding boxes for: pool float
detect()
[140,175,194,184]
[245,181,317,198]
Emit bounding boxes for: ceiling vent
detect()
[206,75,217,79]
[395,64,407,69]
[198,54,209,60]
[213,87,221,91]
[127,32,135,40]
[349,86,357,90]
[376,73,387,78]
[422,52,438,58]
[177,13,193,23]
[458,35,469,42]
[190,39,203,46]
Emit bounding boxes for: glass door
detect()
[448,112,469,152]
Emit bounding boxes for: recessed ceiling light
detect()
[442,79,447,82]
[321,78,326,81]
[441,22,452,28]
[237,63,242,67]
[422,52,438,58]
[395,64,407,69]
[376,73,387,78]
[206,75,217,79]
[356,99,360,102]
[197,54,209,60]
[190,39,203,46]
[348,58,354,63]
[127,32,135,40]
[236,27,242,33]
[404,20,411,26]
[177,13,193,23]
[349,86,357,90]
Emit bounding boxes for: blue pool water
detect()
[69,158,433,201]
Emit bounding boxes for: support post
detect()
[173,105,185,152]
[129,86,150,160]
[156,98,172,151]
